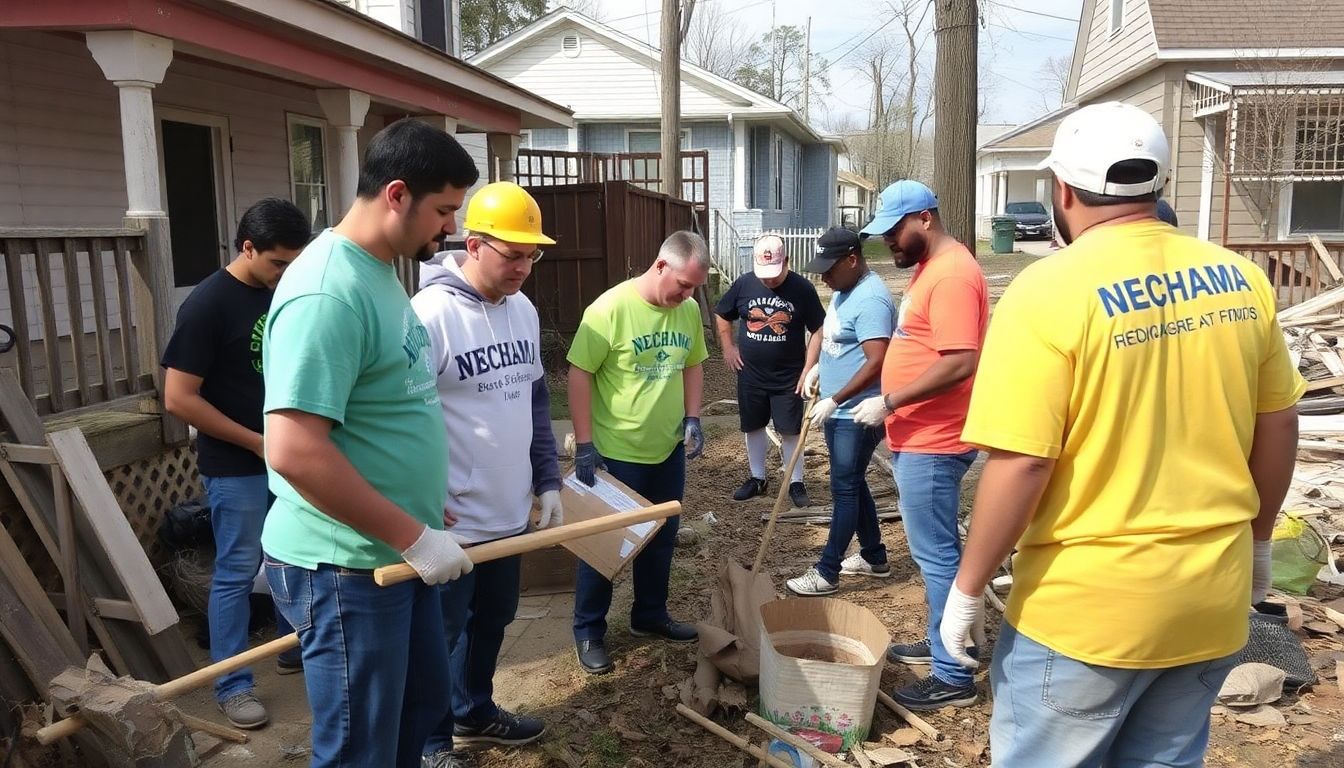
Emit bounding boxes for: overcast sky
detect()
[580,0,1084,130]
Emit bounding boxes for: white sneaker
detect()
[786,567,838,596]
[840,553,892,578]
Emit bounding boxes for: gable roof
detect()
[472,8,832,143]
[1148,0,1344,50]
[980,106,1074,153]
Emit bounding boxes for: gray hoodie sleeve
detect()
[530,377,562,495]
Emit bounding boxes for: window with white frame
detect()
[774,137,784,209]
[287,115,330,231]
[627,129,689,152]
[1290,182,1344,233]
[519,130,533,149]
[1109,0,1123,36]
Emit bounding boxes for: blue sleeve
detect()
[530,377,562,494]
[853,296,895,343]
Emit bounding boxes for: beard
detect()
[891,232,928,268]
[414,243,437,263]
[1052,199,1074,245]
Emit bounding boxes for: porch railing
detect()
[515,149,710,208]
[0,229,156,416]
[711,214,824,285]
[1230,239,1344,308]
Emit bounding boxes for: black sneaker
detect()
[576,639,614,675]
[630,619,698,643]
[886,638,979,666]
[733,476,768,501]
[422,751,473,768]
[891,675,978,711]
[788,482,811,508]
[453,708,545,746]
[276,648,303,675]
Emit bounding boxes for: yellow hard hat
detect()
[463,181,557,245]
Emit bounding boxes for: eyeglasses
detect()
[480,239,544,264]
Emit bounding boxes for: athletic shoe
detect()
[890,675,978,711]
[218,691,268,729]
[733,476,768,501]
[788,482,811,508]
[785,567,838,596]
[886,638,980,666]
[839,552,891,578]
[630,619,698,643]
[453,708,545,746]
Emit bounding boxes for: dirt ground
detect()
[44,246,1343,767]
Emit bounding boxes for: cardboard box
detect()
[558,470,666,580]
[519,545,577,595]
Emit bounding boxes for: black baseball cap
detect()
[804,227,862,273]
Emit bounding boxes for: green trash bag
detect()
[1271,514,1329,595]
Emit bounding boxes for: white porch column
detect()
[317,89,372,216]
[732,118,747,209]
[415,115,459,135]
[86,31,174,217]
[996,172,1009,214]
[1198,119,1216,241]
[487,133,522,182]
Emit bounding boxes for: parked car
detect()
[1004,201,1053,240]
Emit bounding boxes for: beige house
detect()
[979,0,1344,245]
[837,165,877,230]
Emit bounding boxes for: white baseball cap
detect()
[1038,102,1170,197]
[754,235,787,279]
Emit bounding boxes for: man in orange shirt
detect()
[852,180,989,711]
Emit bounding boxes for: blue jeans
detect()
[573,446,685,642]
[203,473,293,701]
[424,551,522,754]
[990,623,1238,768]
[266,557,450,768]
[891,450,977,688]
[815,418,887,584]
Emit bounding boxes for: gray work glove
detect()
[683,417,704,460]
[574,441,605,487]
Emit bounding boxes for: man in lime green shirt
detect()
[942,103,1303,767]
[261,118,479,768]
[567,230,710,674]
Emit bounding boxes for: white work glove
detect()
[400,526,474,585]
[537,489,563,529]
[851,395,892,426]
[808,397,838,427]
[939,584,987,669]
[801,365,820,398]
[1252,539,1273,605]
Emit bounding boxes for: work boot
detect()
[785,567,838,596]
[839,552,892,578]
[788,482,811,508]
[276,648,304,675]
[576,639,614,675]
[630,618,698,643]
[886,637,979,666]
[453,707,546,746]
[891,675,977,711]
[422,751,473,768]
[218,691,269,729]
[733,476,768,501]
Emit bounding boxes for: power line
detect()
[987,22,1074,43]
[987,1,1079,23]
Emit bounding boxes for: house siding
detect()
[527,127,569,150]
[801,144,835,229]
[1076,0,1159,100]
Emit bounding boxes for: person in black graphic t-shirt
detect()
[161,198,309,730]
[715,234,826,508]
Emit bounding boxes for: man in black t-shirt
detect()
[161,198,309,730]
[714,234,826,508]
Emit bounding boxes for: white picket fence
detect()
[711,213,825,283]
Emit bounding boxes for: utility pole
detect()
[660,0,682,198]
[933,0,978,248]
[802,17,812,123]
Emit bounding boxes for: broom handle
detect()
[752,394,817,573]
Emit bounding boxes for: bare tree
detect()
[733,24,830,111]
[547,0,605,20]
[932,0,978,247]
[1035,54,1071,114]
[683,1,750,78]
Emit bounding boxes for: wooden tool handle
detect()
[877,690,942,741]
[373,501,682,586]
[753,395,816,573]
[676,704,797,768]
[744,712,849,767]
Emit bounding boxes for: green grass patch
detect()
[587,728,625,768]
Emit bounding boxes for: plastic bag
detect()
[1271,514,1329,595]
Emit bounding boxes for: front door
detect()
[157,110,234,307]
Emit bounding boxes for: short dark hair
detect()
[234,198,311,252]
[356,118,480,200]
[1070,160,1161,207]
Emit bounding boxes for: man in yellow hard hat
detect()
[412,181,559,767]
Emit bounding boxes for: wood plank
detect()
[112,238,139,394]
[32,239,65,412]
[0,517,83,690]
[0,443,56,464]
[1281,283,1344,321]
[61,239,91,406]
[1309,333,1344,377]
[0,228,143,239]
[3,238,37,399]
[52,466,87,655]
[47,428,180,635]
[1310,235,1344,284]
[87,238,117,401]
[45,593,140,623]
[1306,375,1344,393]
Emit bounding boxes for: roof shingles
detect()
[1148,0,1344,49]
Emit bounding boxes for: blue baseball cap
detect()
[860,180,939,237]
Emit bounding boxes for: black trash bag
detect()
[1236,611,1319,690]
[160,496,213,551]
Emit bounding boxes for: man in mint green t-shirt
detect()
[567,230,709,675]
[261,119,478,768]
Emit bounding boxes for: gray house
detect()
[470,9,843,243]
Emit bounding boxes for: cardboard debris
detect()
[1230,704,1288,728]
[1219,663,1286,706]
[46,656,193,767]
[557,470,664,580]
[885,728,922,747]
[863,746,914,766]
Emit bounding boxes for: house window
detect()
[287,115,330,231]
[561,33,581,58]
[794,146,803,211]
[1109,0,1123,36]
[774,137,784,210]
[627,129,689,152]
[519,130,533,149]
[1290,182,1344,233]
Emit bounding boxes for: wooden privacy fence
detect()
[522,180,708,332]
[515,149,711,208]
[0,229,157,416]
[1230,237,1344,307]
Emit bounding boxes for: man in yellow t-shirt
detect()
[566,231,710,675]
[941,102,1303,767]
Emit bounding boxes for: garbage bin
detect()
[990,216,1016,254]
